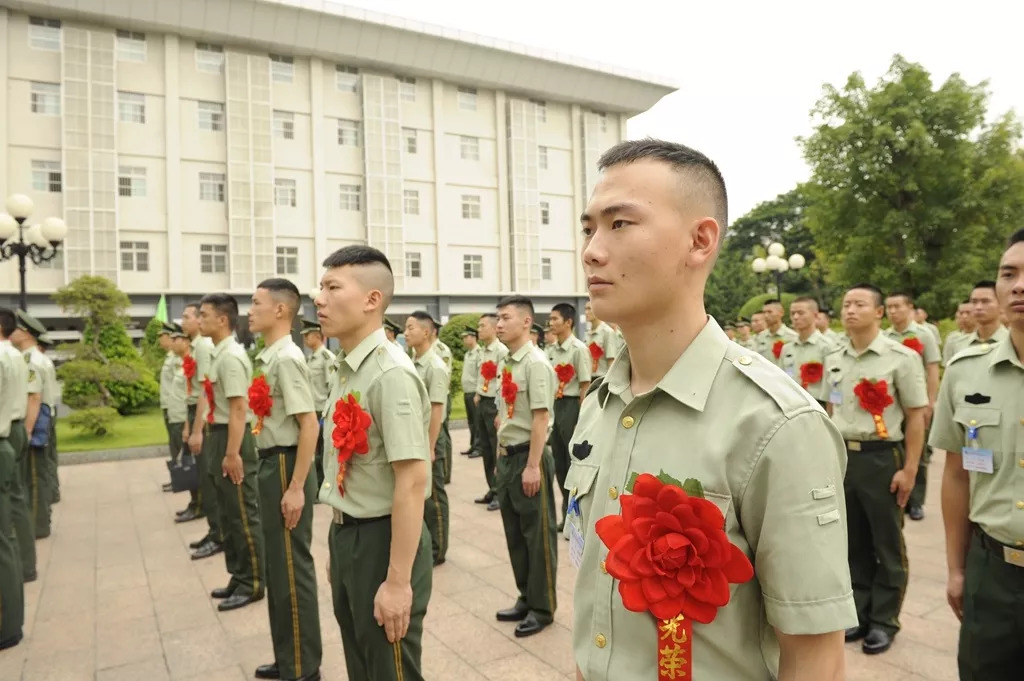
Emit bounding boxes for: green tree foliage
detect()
[800,54,1024,317]
[439,313,481,362]
[737,293,800,321]
[140,317,166,376]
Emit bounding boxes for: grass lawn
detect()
[57,407,168,454]
[450,392,467,421]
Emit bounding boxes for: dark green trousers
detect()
[329,517,432,681]
[845,443,907,635]
[463,392,480,453]
[959,532,1024,680]
[7,422,34,579]
[167,421,184,466]
[476,397,498,494]
[495,447,559,623]
[196,407,222,540]
[26,446,51,539]
[206,424,265,595]
[46,418,59,504]
[423,446,449,564]
[442,394,453,484]
[314,419,325,490]
[908,444,931,509]
[257,449,321,679]
[0,438,24,643]
[549,397,581,521]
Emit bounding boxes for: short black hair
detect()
[598,138,728,226]
[550,303,576,328]
[849,283,884,308]
[200,293,239,331]
[973,280,997,293]
[886,291,914,306]
[0,307,15,338]
[763,299,784,309]
[408,310,434,326]
[819,308,832,317]
[322,245,392,273]
[960,299,972,306]
[257,278,301,317]
[791,296,819,311]
[184,301,202,315]
[751,311,765,318]
[1007,228,1024,248]
[497,295,535,318]
[480,312,498,322]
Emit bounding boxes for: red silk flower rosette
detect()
[332,392,372,496]
[853,378,894,439]
[902,337,925,356]
[500,368,518,419]
[202,377,215,424]
[480,360,498,394]
[799,362,824,390]
[596,473,754,680]
[182,354,196,396]
[772,339,784,359]
[589,342,604,372]
[247,374,273,435]
[554,363,575,399]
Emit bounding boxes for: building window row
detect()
[199,172,226,202]
[30,82,60,116]
[337,119,361,146]
[274,178,297,207]
[460,135,479,161]
[195,42,224,74]
[339,184,362,211]
[457,86,477,111]
[461,194,481,220]
[200,243,228,273]
[463,254,483,279]
[270,54,294,83]
[403,190,419,216]
[32,160,62,193]
[336,65,359,93]
[198,101,225,131]
[273,110,294,139]
[118,166,147,197]
[120,241,149,272]
[28,17,61,51]
[397,76,416,102]
[406,251,421,278]
[119,91,146,123]
[276,246,298,275]
[116,30,146,62]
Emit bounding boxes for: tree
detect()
[140,317,166,376]
[800,54,1024,316]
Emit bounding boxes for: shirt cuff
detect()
[764,591,858,635]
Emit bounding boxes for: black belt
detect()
[11,419,22,425]
[478,395,496,401]
[975,527,1024,567]
[332,509,391,527]
[207,424,228,433]
[556,395,579,401]
[498,442,531,457]
[258,445,297,459]
[845,440,901,453]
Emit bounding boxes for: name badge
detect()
[785,366,795,378]
[568,521,585,569]
[829,388,843,405]
[962,446,994,474]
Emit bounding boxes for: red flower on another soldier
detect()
[202,377,215,424]
[332,393,372,496]
[501,368,519,419]
[853,378,894,439]
[247,374,273,435]
[554,363,575,399]
[182,354,196,396]
[772,340,784,359]
[902,337,925,356]
[589,342,604,373]
[799,362,824,390]
[480,360,498,394]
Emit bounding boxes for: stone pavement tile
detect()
[431,561,486,597]
[444,540,509,571]
[154,594,220,633]
[320,640,351,681]
[21,648,95,681]
[43,561,96,589]
[882,637,959,681]
[96,656,170,681]
[25,609,94,653]
[148,567,207,600]
[0,642,27,679]
[448,582,518,622]
[96,585,155,628]
[229,632,275,676]
[424,591,469,620]
[33,582,96,622]
[517,622,577,677]
[162,623,235,680]
[899,612,961,652]
[173,665,248,681]
[218,600,272,641]
[478,651,567,681]
[430,612,522,667]
[97,561,149,591]
[421,633,489,681]
[96,614,163,670]
[473,562,522,598]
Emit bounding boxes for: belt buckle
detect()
[847,440,862,452]
[1004,546,1024,567]
[498,444,508,457]
[332,508,343,525]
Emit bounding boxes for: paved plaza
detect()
[0,429,959,681]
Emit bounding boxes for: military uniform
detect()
[755,323,799,367]
[946,325,1009,360]
[36,334,60,505]
[301,320,335,489]
[431,335,454,484]
[188,333,219,534]
[253,335,322,679]
[942,330,965,366]
[460,334,482,456]
[825,332,927,638]
[0,337,34,581]
[318,328,433,681]
[475,338,509,501]
[495,341,559,626]
[0,338,25,646]
[24,339,56,538]
[780,329,832,404]
[586,321,616,378]
[547,333,592,522]
[159,330,178,465]
[166,336,188,472]
[929,338,1024,679]
[922,320,941,347]
[206,335,266,599]
[823,327,844,347]
[568,320,856,679]
[415,345,451,564]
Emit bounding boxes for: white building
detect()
[0,0,675,331]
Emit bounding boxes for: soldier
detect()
[750,310,767,335]
[569,139,854,680]
[0,309,24,651]
[37,334,60,505]
[545,303,591,529]
[885,292,941,521]
[724,321,736,340]
[826,283,927,655]
[158,321,179,492]
[942,300,976,366]
[493,295,558,638]
[426,318,454,485]
[165,325,189,489]
[406,311,451,566]
[585,301,616,379]
[756,299,798,367]
[383,318,401,346]
[542,326,557,362]
[301,318,335,489]
[247,279,322,681]
[946,281,1009,358]
[734,317,757,350]
[473,313,507,511]
[913,306,942,346]
[0,308,34,584]
[313,245,433,680]
[459,328,482,458]
[779,296,831,405]
[529,323,543,349]
[930,228,1024,680]
[816,308,843,345]
[198,293,266,611]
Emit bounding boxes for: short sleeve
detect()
[219,355,249,399]
[277,357,315,416]
[527,359,553,412]
[894,351,928,409]
[575,343,593,383]
[195,343,212,379]
[26,359,42,394]
[426,362,449,405]
[373,367,429,464]
[929,370,963,451]
[922,332,941,365]
[739,411,858,635]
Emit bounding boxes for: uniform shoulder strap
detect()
[947,342,993,366]
[723,345,819,417]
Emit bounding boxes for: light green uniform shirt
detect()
[567,319,856,681]
[586,322,616,377]
[461,345,481,395]
[824,332,928,441]
[318,328,431,517]
[547,334,593,398]
[254,336,315,449]
[884,321,941,366]
[25,346,56,407]
[167,356,188,424]
[780,330,832,402]
[929,338,1024,547]
[188,335,215,407]
[306,344,335,414]
[755,324,799,367]
[159,351,175,410]
[946,326,1010,360]
[735,335,758,351]
[496,341,555,446]
[414,347,450,416]
[822,328,843,347]
[0,341,28,421]
[476,339,509,396]
[0,346,17,438]
[207,336,252,425]
[923,321,941,346]
[942,330,966,366]
[432,338,453,373]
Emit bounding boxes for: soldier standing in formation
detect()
[473,313,507,512]
[942,300,977,365]
[181,302,219,547]
[734,317,757,350]
[301,318,335,489]
[914,306,942,346]
[428,318,454,485]
[158,323,178,492]
[0,308,34,585]
[780,296,832,406]
[817,307,843,345]
[756,299,798,366]
[0,307,28,650]
[165,324,189,485]
[945,281,1009,358]
[584,301,617,380]
[459,328,482,458]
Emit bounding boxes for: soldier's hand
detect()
[889,468,916,508]
[474,394,480,406]
[374,578,413,643]
[188,430,203,455]
[946,570,965,621]
[281,487,304,530]
[522,463,541,497]
[222,453,244,485]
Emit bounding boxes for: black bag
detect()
[168,451,199,493]
[30,404,52,448]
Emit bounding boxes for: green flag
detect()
[155,294,168,323]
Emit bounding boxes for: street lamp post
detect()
[751,242,805,296]
[0,194,68,311]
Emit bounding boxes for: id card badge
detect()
[962,446,994,474]
[829,387,843,405]
[785,366,795,378]
[568,521,585,569]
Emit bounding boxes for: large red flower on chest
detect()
[554,363,575,399]
[332,393,372,495]
[182,355,196,395]
[902,337,925,356]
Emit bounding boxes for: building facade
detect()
[0,0,675,331]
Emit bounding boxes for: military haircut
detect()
[550,302,576,328]
[763,298,783,309]
[0,307,16,338]
[791,296,819,311]
[848,282,885,308]
[257,277,301,318]
[973,280,997,294]
[497,295,535,320]
[1007,227,1024,248]
[408,310,435,329]
[480,312,498,322]
[885,291,914,306]
[183,300,202,315]
[322,245,394,309]
[200,293,239,331]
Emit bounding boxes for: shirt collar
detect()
[988,334,1023,369]
[843,330,888,358]
[556,335,575,350]
[414,345,436,366]
[338,328,387,372]
[256,334,292,363]
[795,330,826,346]
[210,335,234,358]
[507,341,534,363]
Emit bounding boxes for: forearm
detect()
[578,381,590,406]
[291,412,318,489]
[777,631,844,681]
[528,410,549,467]
[903,411,925,472]
[226,400,245,456]
[25,394,41,433]
[926,366,939,406]
[428,404,442,453]
[388,460,428,584]
[942,451,972,575]
[192,395,208,434]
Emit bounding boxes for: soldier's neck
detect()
[768,322,782,333]
[797,328,815,342]
[506,336,528,354]
[261,325,291,347]
[1011,330,1024,363]
[848,327,880,352]
[977,320,1001,340]
[209,329,231,345]
[556,330,572,344]
[626,307,708,396]
[411,341,431,356]
[892,319,911,334]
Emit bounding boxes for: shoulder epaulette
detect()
[947,343,993,366]
[586,376,605,397]
[725,346,819,418]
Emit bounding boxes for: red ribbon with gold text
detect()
[202,377,215,424]
[500,368,518,419]
[588,342,604,373]
[248,374,272,435]
[480,360,497,394]
[182,354,196,396]
[554,363,575,399]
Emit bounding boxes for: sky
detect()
[339,0,1022,223]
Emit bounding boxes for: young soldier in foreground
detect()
[314,246,432,680]
[0,308,34,584]
[567,139,855,681]
[248,280,322,681]
[301,319,335,489]
[0,308,25,650]
[930,229,1024,680]
[182,302,219,542]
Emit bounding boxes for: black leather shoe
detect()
[189,534,211,550]
[254,662,280,679]
[433,558,446,567]
[175,506,190,517]
[487,499,500,511]
[162,482,174,492]
[908,505,925,521]
[23,571,37,583]
[211,585,235,599]
[460,448,473,456]
[862,628,894,654]
[844,625,868,642]
[514,613,549,638]
[191,540,224,560]
[496,604,529,622]
[175,508,203,524]
[218,591,264,612]
[475,491,495,504]
[467,451,482,459]
[0,633,23,651]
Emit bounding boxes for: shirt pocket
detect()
[953,405,1003,460]
[563,462,601,536]
[701,490,737,532]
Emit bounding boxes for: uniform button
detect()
[608,487,618,500]
[969,419,978,427]
[1019,459,1024,468]
[340,377,347,384]
[621,416,635,429]
[737,356,752,366]
[1016,541,1024,547]
[1017,501,1024,510]
[595,634,607,648]
[570,487,578,497]
[1013,552,1022,561]
[600,560,608,574]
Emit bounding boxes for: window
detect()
[461,194,481,219]
[199,172,225,202]
[540,201,550,225]
[335,65,359,93]
[116,30,146,62]
[403,128,418,154]
[339,184,362,211]
[30,82,60,116]
[29,17,61,51]
[36,250,63,269]
[459,136,479,161]
[531,99,547,122]
[118,91,146,123]
[272,110,294,139]
[457,86,477,111]
[538,146,549,169]
[32,160,61,193]
[118,166,147,197]
[270,54,294,83]
[337,119,361,146]
[274,178,296,207]
[463,254,483,280]
[200,244,228,273]
[195,42,224,74]
[403,190,419,216]
[276,246,298,275]
[120,241,150,272]
[405,252,422,278]
[197,101,224,131]
[398,76,416,102]
[541,257,552,281]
